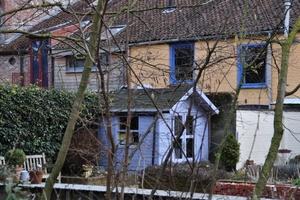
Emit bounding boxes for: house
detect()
[1,0,300,169]
[0,0,78,45]
[99,86,219,171]
[0,0,126,91]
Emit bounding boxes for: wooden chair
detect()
[23,153,61,183]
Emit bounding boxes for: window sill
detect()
[170,81,194,85]
[118,144,137,148]
[241,83,267,89]
[65,70,99,74]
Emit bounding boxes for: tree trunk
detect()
[42,1,108,199]
[253,15,300,199]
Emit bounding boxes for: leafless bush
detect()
[142,161,230,192]
[62,128,101,176]
[245,164,300,184]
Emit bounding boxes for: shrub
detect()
[294,178,300,186]
[220,133,240,171]
[0,84,103,164]
[4,149,26,167]
[289,154,300,164]
[229,168,247,180]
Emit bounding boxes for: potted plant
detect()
[4,149,26,182]
[29,164,43,184]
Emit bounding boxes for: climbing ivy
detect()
[0,84,103,163]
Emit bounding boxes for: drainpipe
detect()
[151,115,157,165]
[267,32,272,109]
[284,0,291,39]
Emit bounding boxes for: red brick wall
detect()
[214,181,300,200]
[0,0,77,44]
[0,0,48,43]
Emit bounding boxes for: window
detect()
[118,116,139,145]
[174,114,195,159]
[67,56,86,72]
[101,25,126,40]
[30,39,49,88]
[238,43,267,88]
[100,53,110,70]
[163,0,175,13]
[66,54,109,72]
[186,115,194,135]
[170,43,195,85]
[174,115,183,136]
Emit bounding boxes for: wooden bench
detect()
[0,156,5,165]
[23,153,61,183]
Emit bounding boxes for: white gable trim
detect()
[178,87,219,114]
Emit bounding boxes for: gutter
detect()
[128,30,282,47]
[0,50,27,55]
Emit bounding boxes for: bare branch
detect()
[285,83,300,96]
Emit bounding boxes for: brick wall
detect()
[0,0,78,44]
[214,181,300,200]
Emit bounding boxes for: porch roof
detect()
[110,86,219,114]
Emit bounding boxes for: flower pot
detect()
[30,170,43,184]
[246,159,254,165]
[12,166,23,182]
[278,149,291,153]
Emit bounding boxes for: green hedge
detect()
[0,84,102,163]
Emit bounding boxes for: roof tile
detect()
[1,0,299,52]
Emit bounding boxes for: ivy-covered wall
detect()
[0,84,102,163]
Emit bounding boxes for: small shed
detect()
[98,86,219,171]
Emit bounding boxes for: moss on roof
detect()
[111,87,191,112]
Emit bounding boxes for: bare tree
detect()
[1,1,300,200]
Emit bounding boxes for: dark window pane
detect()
[175,46,194,81]
[187,138,194,158]
[186,115,194,135]
[131,117,139,130]
[175,115,183,136]
[175,139,182,158]
[119,116,127,130]
[242,45,266,84]
[131,132,139,144]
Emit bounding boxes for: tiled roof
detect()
[1,0,299,52]
[111,86,219,113]
[111,87,191,112]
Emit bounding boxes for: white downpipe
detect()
[267,32,272,109]
[284,0,291,39]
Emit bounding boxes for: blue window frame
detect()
[170,43,195,85]
[237,43,267,88]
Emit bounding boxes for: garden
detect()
[0,84,300,199]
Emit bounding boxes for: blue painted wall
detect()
[98,116,155,172]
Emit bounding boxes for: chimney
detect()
[284,0,291,38]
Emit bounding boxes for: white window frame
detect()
[118,116,139,145]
